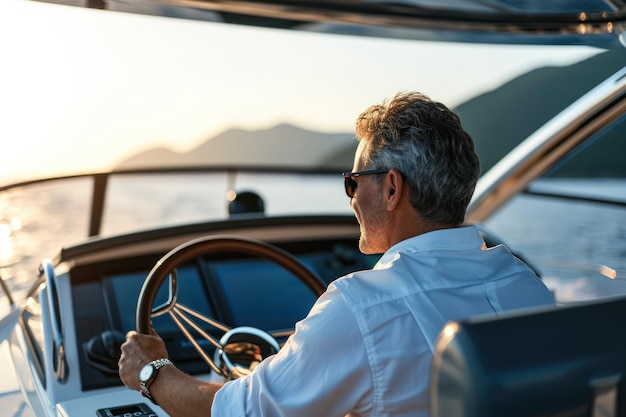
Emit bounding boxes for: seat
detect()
[430,296,626,417]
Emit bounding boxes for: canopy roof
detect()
[37,0,626,47]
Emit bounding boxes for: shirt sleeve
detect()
[212,283,372,417]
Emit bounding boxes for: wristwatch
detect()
[139,358,173,405]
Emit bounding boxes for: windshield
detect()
[0,0,607,185]
[0,0,621,305]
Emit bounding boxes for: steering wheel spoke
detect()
[151,270,179,318]
[170,304,226,350]
[270,329,295,346]
[168,306,223,375]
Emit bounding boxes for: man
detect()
[119,91,555,416]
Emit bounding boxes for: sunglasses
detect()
[342,169,389,198]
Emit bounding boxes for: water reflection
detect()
[0,179,92,302]
[484,181,626,304]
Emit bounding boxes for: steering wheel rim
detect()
[136,235,326,373]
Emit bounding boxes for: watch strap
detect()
[139,358,174,405]
[151,358,174,371]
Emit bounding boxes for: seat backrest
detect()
[430,296,626,417]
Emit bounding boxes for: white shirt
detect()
[212,225,555,417]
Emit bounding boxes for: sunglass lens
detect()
[344,177,357,198]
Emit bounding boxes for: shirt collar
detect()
[376,225,484,265]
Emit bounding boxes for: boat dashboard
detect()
[72,235,375,390]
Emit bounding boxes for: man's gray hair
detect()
[355,91,481,225]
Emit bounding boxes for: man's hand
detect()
[118,330,223,416]
[118,331,169,391]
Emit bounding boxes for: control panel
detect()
[96,403,156,417]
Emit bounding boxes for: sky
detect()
[0,0,602,184]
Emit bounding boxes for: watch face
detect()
[140,364,155,382]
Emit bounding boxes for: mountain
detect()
[457,49,626,173]
[116,50,626,174]
[116,124,356,170]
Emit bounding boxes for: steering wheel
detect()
[136,235,326,377]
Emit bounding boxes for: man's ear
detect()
[385,169,404,211]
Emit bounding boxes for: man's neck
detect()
[387,212,457,249]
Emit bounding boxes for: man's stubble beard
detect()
[357,201,389,255]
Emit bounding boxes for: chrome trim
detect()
[591,375,620,417]
[218,326,280,378]
[40,259,68,384]
[150,270,179,317]
[467,66,626,223]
